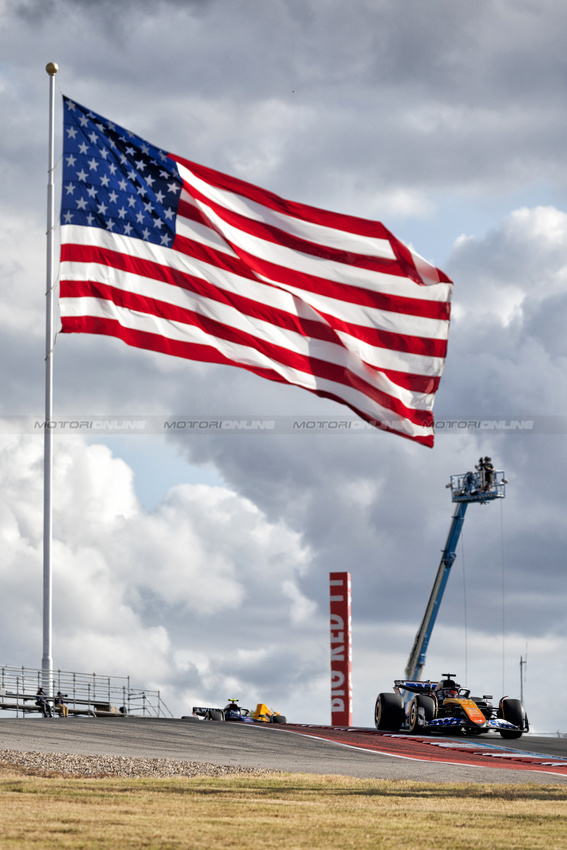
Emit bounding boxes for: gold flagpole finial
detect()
[45,62,58,76]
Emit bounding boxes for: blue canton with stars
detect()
[61,96,183,247]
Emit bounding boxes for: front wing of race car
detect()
[424,715,520,733]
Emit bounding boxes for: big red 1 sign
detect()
[329,572,352,726]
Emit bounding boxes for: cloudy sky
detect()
[1,0,567,731]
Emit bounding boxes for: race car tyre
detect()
[209,709,224,722]
[375,692,404,731]
[272,715,287,724]
[499,698,525,739]
[409,695,436,733]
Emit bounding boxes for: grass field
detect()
[1,763,567,849]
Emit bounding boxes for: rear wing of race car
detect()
[394,680,439,694]
[192,706,223,717]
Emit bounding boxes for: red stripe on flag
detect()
[180,184,416,276]
[61,243,446,362]
[173,154,400,239]
[60,314,435,446]
[60,278,433,428]
[175,197,451,320]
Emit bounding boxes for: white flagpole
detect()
[43,61,58,694]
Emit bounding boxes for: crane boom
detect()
[404,462,507,683]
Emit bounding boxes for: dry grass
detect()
[1,762,567,849]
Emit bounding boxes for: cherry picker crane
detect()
[404,459,507,683]
[373,462,527,737]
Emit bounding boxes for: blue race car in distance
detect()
[375,674,529,738]
[192,698,287,724]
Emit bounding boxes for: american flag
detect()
[59,97,452,446]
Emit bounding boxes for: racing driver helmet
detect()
[437,677,459,699]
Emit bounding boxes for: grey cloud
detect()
[523,293,567,358]
[4,0,567,206]
[10,0,211,18]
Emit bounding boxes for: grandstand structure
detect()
[0,665,173,718]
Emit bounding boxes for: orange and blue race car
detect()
[375,674,529,738]
[192,698,287,724]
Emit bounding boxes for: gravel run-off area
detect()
[0,749,276,778]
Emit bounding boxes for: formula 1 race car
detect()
[375,674,529,739]
[192,699,287,724]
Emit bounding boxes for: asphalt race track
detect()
[0,717,566,784]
